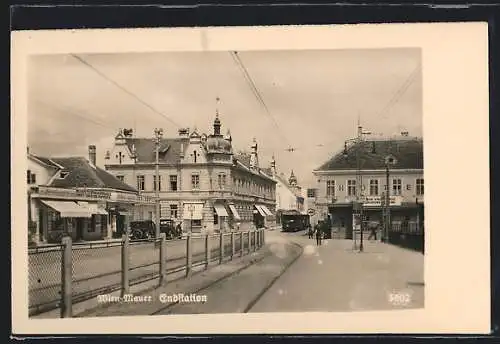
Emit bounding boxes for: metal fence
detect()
[388,221,424,253]
[28,229,266,317]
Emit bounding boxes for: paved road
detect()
[29,231,257,313]
[248,230,424,312]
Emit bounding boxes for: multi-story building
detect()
[103,114,277,234]
[267,157,305,223]
[312,134,424,239]
[27,146,155,245]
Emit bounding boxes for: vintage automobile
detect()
[160,219,183,240]
[129,220,156,240]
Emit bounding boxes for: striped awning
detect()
[260,205,273,216]
[254,205,267,217]
[228,204,241,221]
[41,200,92,218]
[214,204,229,217]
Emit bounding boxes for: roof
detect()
[47,157,137,192]
[233,153,276,182]
[125,138,189,164]
[315,138,423,171]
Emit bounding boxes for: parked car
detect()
[129,220,155,240]
[160,219,183,239]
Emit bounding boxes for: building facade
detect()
[312,135,424,239]
[27,147,155,245]
[268,157,305,223]
[103,114,277,234]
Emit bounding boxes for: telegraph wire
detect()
[70,54,182,128]
[379,63,421,119]
[230,51,292,149]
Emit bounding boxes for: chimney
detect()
[178,128,190,138]
[88,145,97,166]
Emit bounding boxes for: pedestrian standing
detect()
[316,225,322,246]
[308,224,313,239]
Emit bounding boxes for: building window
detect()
[326,180,335,197]
[218,173,227,189]
[338,184,344,191]
[116,175,125,182]
[347,180,356,196]
[369,179,379,196]
[191,174,200,190]
[137,175,145,191]
[192,219,202,227]
[392,178,402,196]
[27,170,36,184]
[406,184,412,190]
[153,175,162,191]
[169,175,178,191]
[193,150,198,163]
[416,178,424,196]
[170,204,178,218]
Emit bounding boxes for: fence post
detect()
[247,230,251,253]
[205,234,210,270]
[253,230,257,252]
[60,236,72,318]
[231,232,235,259]
[219,232,224,264]
[262,228,265,245]
[186,233,192,278]
[121,234,130,297]
[159,233,166,286]
[240,231,244,257]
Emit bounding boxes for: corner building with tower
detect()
[104,114,277,234]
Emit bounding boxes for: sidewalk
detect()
[248,236,424,312]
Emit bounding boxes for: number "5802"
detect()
[387,291,411,306]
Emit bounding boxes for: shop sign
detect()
[362,195,402,207]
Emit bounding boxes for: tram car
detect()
[281,214,311,232]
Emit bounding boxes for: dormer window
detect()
[59,171,69,179]
[193,150,198,163]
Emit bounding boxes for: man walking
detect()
[308,224,313,239]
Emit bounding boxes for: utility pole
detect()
[357,124,364,252]
[153,128,164,238]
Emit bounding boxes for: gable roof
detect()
[124,138,189,164]
[47,157,137,192]
[315,138,423,171]
[29,154,63,169]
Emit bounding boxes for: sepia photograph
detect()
[12,24,490,334]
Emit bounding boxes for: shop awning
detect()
[254,205,267,217]
[41,200,92,218]
[228,204,241,221]
[78,202,108,215]
[214,204,229,217]
[183,203,204,220]
[260,205,273,216]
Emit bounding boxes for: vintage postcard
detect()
[11,23,490,334]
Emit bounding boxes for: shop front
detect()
[182,202,204,234]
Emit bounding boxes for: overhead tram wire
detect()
[70,54,182,129]
[230,51,293,150]
[35,98,117,131]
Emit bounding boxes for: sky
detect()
[27,48,422,188]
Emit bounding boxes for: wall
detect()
[315,170,424,205]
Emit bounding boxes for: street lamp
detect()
[343,125,371,252]
[153,128,164,238]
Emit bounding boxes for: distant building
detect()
[103,114,276,234]
[312,134,424,239]
[27,146,154,245]
[267,156,305,224]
